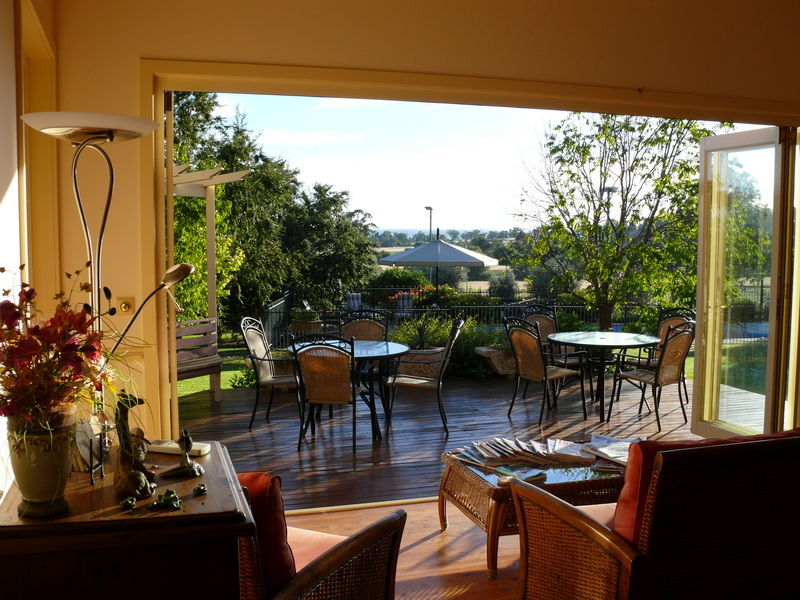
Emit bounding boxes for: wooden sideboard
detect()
[0,441,254,598]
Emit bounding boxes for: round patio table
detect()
[548,331,659,422]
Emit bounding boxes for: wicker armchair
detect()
[292,335,380,452]
[608,321,695,430]
[511,433,800,599]
[386,318,464,433]
[272,509,407,600]
[241,317,298,429]
[503,317,589,423]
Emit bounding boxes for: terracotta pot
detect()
[8,416,76,518]
[398,347,445,378]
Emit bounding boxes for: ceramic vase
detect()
[8,417,76,518]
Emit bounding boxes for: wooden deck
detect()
[179,373,701,510]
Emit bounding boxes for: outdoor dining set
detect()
[504,304,696,431]
[240,303,696,452]
[241,310,464,452]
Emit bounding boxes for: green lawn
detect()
[681,341,767,396]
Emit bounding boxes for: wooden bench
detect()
[176,317,223,401]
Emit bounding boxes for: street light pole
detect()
[424,206,433,242]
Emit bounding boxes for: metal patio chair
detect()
[241,317,298,429]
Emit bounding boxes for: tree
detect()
[516,113,724,329]
[172,92,244,321]
[172,92,379,329]
[282,184,377,310]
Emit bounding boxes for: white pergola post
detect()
[173,167,252,402]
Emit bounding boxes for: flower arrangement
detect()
[0,266,109,432]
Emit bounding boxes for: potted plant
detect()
[0,274,110,517]
[289,307,322,335]
[390,311,450,378]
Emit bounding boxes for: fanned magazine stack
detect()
[453,434,646,476]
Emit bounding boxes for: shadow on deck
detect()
[178,374,699,510]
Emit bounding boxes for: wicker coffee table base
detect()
[438,452,623,578]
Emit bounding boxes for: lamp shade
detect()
[161,263,195,288]
[21,112,159,143]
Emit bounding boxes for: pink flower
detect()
[0,280,110,428]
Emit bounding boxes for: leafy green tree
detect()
[488,270,518,302]
[516,113,724,329]
[282,184,377,310]
[172,92,243,321]
[172,92,378,328]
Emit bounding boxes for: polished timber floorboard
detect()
[179,373,701,511]
[286,499,522,600]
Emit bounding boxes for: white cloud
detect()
[212,101,238,119]
[258,129,365,147]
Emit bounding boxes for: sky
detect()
[214,93,772,232]
[215,93,568,232]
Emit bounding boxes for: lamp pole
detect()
[425,206,433,242]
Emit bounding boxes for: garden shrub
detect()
[488,270,517,302]
[368,267,430,289]
[389,314,507,377]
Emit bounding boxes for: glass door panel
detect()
[696,128,780,436]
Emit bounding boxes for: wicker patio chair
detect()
[386,317,464,433]
[271,509,407,600]
[621,307,696,403]
[292,335,379,452]
[503,316,589,423]
[241,317,298,429]
[608,321,695,431]
[340,309,388,341]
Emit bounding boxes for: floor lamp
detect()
[20,112,191,481]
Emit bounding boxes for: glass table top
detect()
[549,330,659,349]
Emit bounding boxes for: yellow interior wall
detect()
[28,0,800,438]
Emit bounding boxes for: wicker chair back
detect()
[294,338,354,406]
[272,509,407,600]
[506,320,546,382]
[654,321,694,386]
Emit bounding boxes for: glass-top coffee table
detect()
[438,451,624,578]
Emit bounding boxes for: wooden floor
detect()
[179,373,700,510]
[287,499,522,600]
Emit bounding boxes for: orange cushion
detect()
[576,502,616,530]
[237,472,296,595]
[611,428,800,544]
[287,526,348,571]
